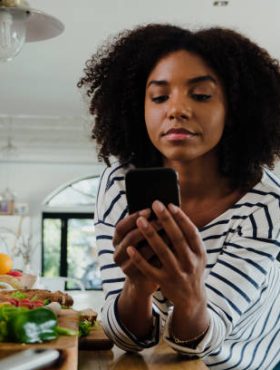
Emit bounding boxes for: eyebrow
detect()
[147,75,217,88]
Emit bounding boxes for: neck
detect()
[163,155,245,228]
[164,155,233,201]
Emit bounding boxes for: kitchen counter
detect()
[78,341,208,370]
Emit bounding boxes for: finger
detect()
[120,254,142,276]
[168,203,206,258]
[136,216,178,271]
[126,246,162,282]
[152,200,193,263]
[113,209,151,246]
[114,228,155,266]
[120,219,161,252]
[114,227,143,265]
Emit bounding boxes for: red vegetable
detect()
[32,301,44,308]
[8,298,19,306]
[7,270,22,277]
[9,298,45,309]
[18,299,32,309]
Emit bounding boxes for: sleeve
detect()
[95,164,161,351]
[163,197,280,357]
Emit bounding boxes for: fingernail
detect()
[153,200,164,212]
[138,216,149,228]
[139,208,151,217]
[127,246,135,257]
[168,203,178,213]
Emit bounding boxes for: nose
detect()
[167,96,191,121]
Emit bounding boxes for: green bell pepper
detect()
[0,321,8,342]
[0,306,57,343]
[8,307,58,343]
[0,305,78,344]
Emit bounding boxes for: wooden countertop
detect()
[78,341,208,370]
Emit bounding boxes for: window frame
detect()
[42,211,96,289]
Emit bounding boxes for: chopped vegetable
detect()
[56,326,78,336]
[0,306,78,344]
[0,321,8,342]
[7,270,23,277]
[0,302,12,308]
[11,291,27,300]
[6,307,58,343]
[6,297,45,309]
[32,301,44,308]
[79,319,93,337]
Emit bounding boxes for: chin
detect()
[162,149,199,162]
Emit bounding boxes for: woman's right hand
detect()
[113,210,159,296]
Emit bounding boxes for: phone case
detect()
[125,167,180,215]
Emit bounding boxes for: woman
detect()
[78,24,280,369]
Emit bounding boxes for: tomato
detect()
[32,301,44,308]
[7,270,22,277]
[8,298,19,306]
[18,299,33,309]
[0,253,13,274]
[5,296,45,310]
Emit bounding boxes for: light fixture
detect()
[0,0,64,62]
[213,1,229,6]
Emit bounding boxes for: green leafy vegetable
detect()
[0,321,7,341]
[11,291,27,300]
[0,306,56,343]
[56,326,78,336]
[0,306,79,344]
[79,319,93,337]
[0,305,28,322]
[7,307,58,343]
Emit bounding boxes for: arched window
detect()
[42,176,102,290]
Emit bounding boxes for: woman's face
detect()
[144,50,227,166]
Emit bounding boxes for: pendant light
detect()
[0,0,64,62]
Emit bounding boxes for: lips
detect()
[164,128,196,136]
[162,127,198,141]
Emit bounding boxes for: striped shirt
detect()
[95,162,280,370]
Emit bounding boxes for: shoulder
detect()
[95,161,133,222]
[248,169,280,209]
[209,169,280,238]
[235,169,280,241]
[97,161,133,194]
[261,169,280,195]
[233,169,280,212]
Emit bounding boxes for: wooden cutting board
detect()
[0,309,79,370]
[79,322,113,350]
[0,309,113,369]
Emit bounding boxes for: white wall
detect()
[0,161,105,273]
[0,161,104,215]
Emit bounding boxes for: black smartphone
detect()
[125,167,180,218]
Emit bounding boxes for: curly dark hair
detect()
[78,24,280,190]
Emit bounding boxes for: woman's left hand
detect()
[126,200,207,311]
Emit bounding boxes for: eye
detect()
[191,93,211,102]
[151,95,169,103]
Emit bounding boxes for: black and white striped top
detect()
[95,162,280,370]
